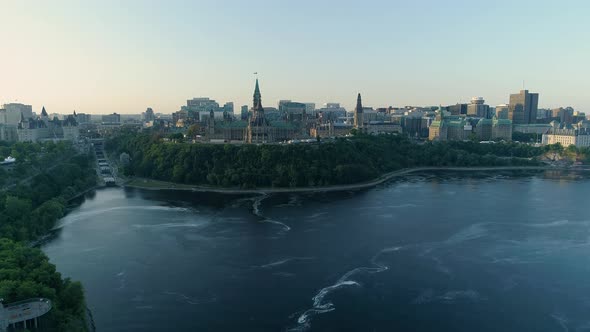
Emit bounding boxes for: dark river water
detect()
[42,171,590,331]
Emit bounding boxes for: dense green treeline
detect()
[0,239,87,331]
[107,131,546,189]
[0,142,97,241]
[0,141,97,331]
[0,140,82,187]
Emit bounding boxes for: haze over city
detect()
[1,0,589,114]
[4,1,590,331]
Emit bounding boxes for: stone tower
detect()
[354,93,364,129]
[246,79,272,143]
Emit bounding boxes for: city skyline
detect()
[1,0,588,114]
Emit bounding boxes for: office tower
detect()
[508,90,539,124]
[495,104,509,119]
[2,103,33,125]
[467,97,490,118]
[354,93,363,129]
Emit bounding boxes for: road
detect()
[126,165,556,195]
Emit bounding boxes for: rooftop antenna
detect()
[522,80,525,90]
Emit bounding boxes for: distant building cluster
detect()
[429,111,512,141]
[17,108,80,142]
[542,123,590,148]
[204,80,303,144]
[172,98,234,126]
[0,104,79,142]
[178,80,404,144]
[1,84,588,148]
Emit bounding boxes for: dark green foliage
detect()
[107,131,544,189]
[0,239,86,331]
[0,141,96,331]
[0,142,97,241]
[512,132,542,143]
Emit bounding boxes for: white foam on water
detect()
[257,257,315,269]
[307,212,328,219]
[273,272,296,278]
[444,223,489,245]
[250,194,292,233]
[431,256,453,277]
[438,289,481,303]
[82,246,105,253]
[387,203,419,209]
[264,219,291,232]
[381,246,404,253]
[132,222,209,230]
[252,194,268,218]
[289,245,403,330]
[294,280,361,330]
[55,205,192,229]
[527,219,571,228]
[413,289,482,304]
[551,313,570,332]
[135,305,154,310]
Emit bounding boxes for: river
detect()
[42,170,590,331]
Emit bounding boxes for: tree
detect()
[4,196,32,221]
[0,239,87,330]
[120,152,130,166]
[187,124,201,138]
[104,130,543,189]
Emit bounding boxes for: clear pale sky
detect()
[1,0,588,114]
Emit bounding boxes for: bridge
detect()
[0,298,52,331]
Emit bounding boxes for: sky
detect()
[1,0,589,114]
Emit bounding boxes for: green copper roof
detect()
[513,124,551,127]
[493,119,512,125]
[477,118,493,125]
[447,121,466,128]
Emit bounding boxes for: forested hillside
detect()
[0,141,96,331]
[107,131,546,189]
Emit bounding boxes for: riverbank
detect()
[124,166,563,194]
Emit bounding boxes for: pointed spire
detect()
[73,110,77,116]
[41,106,48,117]
[252,79,263,111]
[254,79,261,98]
[355,93,363,113]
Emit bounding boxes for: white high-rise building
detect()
[2,103,33,125]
